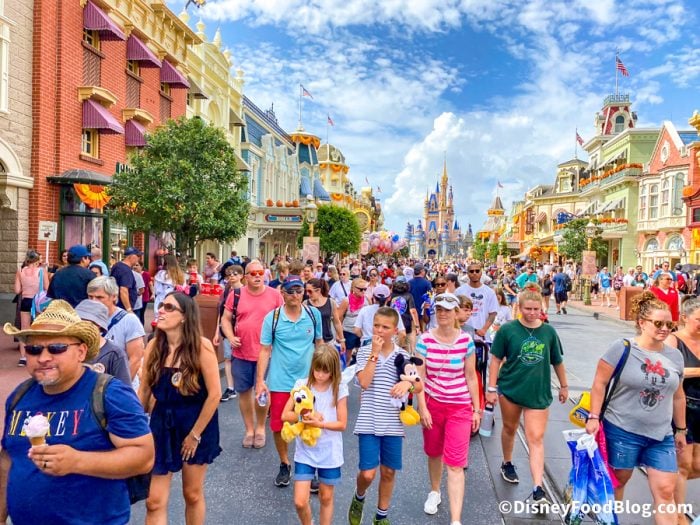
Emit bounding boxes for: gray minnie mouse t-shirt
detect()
[602,338,684,441]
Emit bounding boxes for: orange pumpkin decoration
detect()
[293,199,299,207]
[276,200,283,207]
[266,198,274,206]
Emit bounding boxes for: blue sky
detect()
[168,0,700,235]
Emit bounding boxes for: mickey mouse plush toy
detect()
[391,354,424,425]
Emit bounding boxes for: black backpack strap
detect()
[231,288,242,328]
[91,373,114,433]
[270,307,282,345]
[600,338,631,418]
[7,378,37,414]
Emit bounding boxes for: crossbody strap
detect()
[600,338,631,418]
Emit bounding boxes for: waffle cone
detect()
[29,436,46,447]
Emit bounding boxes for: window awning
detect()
[233,152,250,172]
[229,108,245,127]
[300,176,312,197]
[601,197,626,213]
[126,35,161,67]
[535,211,547,223]
[125,119,147,147]
[188,77,208,99]
[83,0,125,41]
[47,169,113,185]
[160,60,189,88]
[313,178,331,201]
[83,99,124,134]
[577,200,600,217]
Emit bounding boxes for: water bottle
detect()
[257,391,268,407]
[479,404,495,437]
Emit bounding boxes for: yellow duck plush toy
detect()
[281,385,322,447]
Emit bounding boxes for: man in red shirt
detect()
[221,260,283,449]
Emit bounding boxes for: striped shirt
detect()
[353,344,409,437]
[416,331,475,405]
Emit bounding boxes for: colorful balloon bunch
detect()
[367,231,407,254]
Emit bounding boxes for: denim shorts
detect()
[358,434,403,471]
[344,330,362,350]
[294,462,342,486]
[603,419,677,473]
[223,339,233,360]
[231,358,257,393]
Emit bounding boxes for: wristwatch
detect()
[368,354,378,363]
[486,386,498,393]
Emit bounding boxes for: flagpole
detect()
[298,84,302,128]
[326,116,329,145]
[574,128,578,159]
[615,52,619,97]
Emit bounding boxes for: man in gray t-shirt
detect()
[601,338,684,441]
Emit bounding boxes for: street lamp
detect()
[583,220,596,306]
[305,194,318,238]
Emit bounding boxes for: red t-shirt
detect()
[224,286,284,361]
[649,286,679,322]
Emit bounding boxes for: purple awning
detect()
[83,100,124,134]
[160,60,190,88]
[83,0,126,41]
[126,35,161,67]
[125,119,147,147]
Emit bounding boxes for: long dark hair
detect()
[145,292,203,395]
[307,278,329,297]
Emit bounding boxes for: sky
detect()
[168,0,700,235]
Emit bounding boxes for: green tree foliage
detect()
[558,218,608,263]
[297,204,361,256]
[471,237,487,261]
[107,117,250,257]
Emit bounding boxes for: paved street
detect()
[127,303,699,525]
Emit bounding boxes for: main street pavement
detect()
[0,302,697,524]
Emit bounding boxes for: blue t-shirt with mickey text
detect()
[2,368,150,525]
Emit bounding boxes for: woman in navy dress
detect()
[139,292,221,525]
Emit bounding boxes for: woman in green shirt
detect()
[486,287,569,507]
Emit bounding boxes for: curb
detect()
[566,303,634,329]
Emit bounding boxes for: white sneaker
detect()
[450,522,462,525]
[424,490,441,515]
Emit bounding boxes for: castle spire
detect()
[441,153,448,186]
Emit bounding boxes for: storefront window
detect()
[60,186,104,249]
[109,221,128,265]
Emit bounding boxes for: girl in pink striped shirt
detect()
[415,292,481,525]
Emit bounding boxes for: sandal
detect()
[242,434,254,448]
[253,433,266,449]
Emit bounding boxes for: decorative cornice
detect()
[122,108,154,124]
[77,86,118,107]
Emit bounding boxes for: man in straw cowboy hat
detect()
[0,300,153,525]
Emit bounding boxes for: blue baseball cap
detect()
[124,246,143,256]
[281,277,304,291]
[68,245,90,258]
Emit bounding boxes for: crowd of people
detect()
[0,247,698,525]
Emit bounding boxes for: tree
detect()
[107,117,250,258]
[558,218,608,263]
[471,237,487,262]
[297,204,361,256]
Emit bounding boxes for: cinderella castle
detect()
[405,160,473,258]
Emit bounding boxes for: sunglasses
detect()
[247,270,264,277]
[643,319,675,330]
[284,287,304,295]
[434,294,458,303]
[468,269,481,274]
[434,282,447,287]
[25,342,82,356]
[158,302,183,313]
[354,287,367,292]
[306,288,319,293]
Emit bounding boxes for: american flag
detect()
[327,114,334,126]
[616,57,629,77]
[497,181,504,189]
[301,84,313,99]
[576,132,584,146]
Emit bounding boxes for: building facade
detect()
[0,0,34,294]
[683,112,700,264]
[31,0,198,269]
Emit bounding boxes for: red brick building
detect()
[31,0,199,268]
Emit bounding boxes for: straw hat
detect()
[4,300,100,359]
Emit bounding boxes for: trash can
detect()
[195,292,224,363]
[620,286,643,321]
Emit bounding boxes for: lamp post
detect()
[305,195,318,238]
[583,220,596,306]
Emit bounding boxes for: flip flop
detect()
[242,434,254,448]
[253,433,266,449]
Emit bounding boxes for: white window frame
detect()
[0,18,10,113]
[660,178,670,217]
[639,184,647,221]
[649,183,659,219]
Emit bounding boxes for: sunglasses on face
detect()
[643,319,675,330]
[158,302,183,313]
[284,287,304,295]
[468,269,481,274]
[25,342,82,356]
[247,270,264,277]
[306,288,319,294]
[434,282,447,287]
[354,287,367,292]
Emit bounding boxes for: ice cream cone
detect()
[29,436,46,447]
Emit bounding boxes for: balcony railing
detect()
[603,93,630,105]
[579,164,643,190]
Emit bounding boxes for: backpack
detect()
[564,274,572,292]
[8,373,151,504]
[677,272,689,294]
[219,287,241,337]
[31,268,52,320]
[270,304,318,345]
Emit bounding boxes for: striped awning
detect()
[313,178,330,201]
[160,60,189,88]
[577,200,600,217]
[536,211,547,223]
[126,36,161,67]
[125,119,146,147]
[83,0,125,41]
[83,100,124,134]
[601,197,626,213]
[188,77,208,100]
